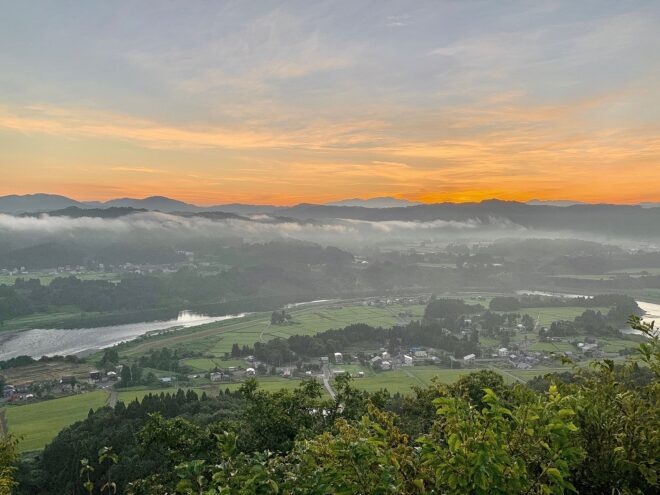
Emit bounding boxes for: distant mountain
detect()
[99,196,198,212]
[0,194,86,214]
[526,199,586,207]
[327,197,421,208]
[640,202,660,209]
[205,203,283,215]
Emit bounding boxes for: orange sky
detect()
[2,2,659,205]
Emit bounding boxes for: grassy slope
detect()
[3,391,108,452]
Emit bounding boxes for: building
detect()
[498,347,509,357]
[381,351,390,360]
[381,361,392,370]
[370,356,383,368]
[89,371,102,382]
[414,350,428,358]
[320,356,329,365]
[210,372,226,382]
[60,375,76,386]
[160,377,174,384]
[403,355,414,366]
[246,367,256,376]
[333,352,343,364]
[463,354,476,365]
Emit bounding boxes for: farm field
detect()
[120,302,426,362]
[515,307,609,327]
[0,272,120,286]
[529,341,576,352]
[0,360,93,385]
[2,391,108,452]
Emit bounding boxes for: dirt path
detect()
[107,389,118,408]
[0,409,8,437]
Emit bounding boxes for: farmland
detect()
[2,391,108,452]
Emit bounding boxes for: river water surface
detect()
[0,311,246,360]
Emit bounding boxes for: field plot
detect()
[121,303,425,362]
[3,391,108,452]
[220,377,317,394]
[1,360,94,385]
[529,342,576,353]
[346,366,476,394]
[517,307,609,327]
[0,272,120,286]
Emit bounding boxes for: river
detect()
[637,301,660,327]
[0,311,246,360]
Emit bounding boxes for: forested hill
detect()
[278,200,660,237]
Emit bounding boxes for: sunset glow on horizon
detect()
[2,1,660,205]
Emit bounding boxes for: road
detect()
[321,365,336,400]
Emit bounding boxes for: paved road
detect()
[322,365,336,400]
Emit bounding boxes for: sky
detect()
[1,0,660,205]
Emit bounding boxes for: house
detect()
[381,361,392,371]
[357,371,365,378]
[381,351,390,360]
[414,350,428,358]
[2,385,15,398]
[89,371,102,382]
[246,367,256,376]
[333,352,343,364]
[403,355,414,366]
[60,375,76,386]
[210,372,225,382]
[370,356,383,368]
[106,371,118,381]
[498,347,509,357]
[463,354,476,364]
[320,356,329,364]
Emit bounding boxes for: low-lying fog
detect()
[0,211,657,253]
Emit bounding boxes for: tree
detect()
[0,434,19,495]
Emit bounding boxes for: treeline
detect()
[252,320,480,365]
[543,309,622,338]
[0,354,84,370]
[490,293,640,311]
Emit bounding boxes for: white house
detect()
[246,367,256,376]
[463,353,476,364]
[381,351,390,360]
[333,352,343,364]
[498,347,509,357]
[381,361,392,370]
[403,355,414,366]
